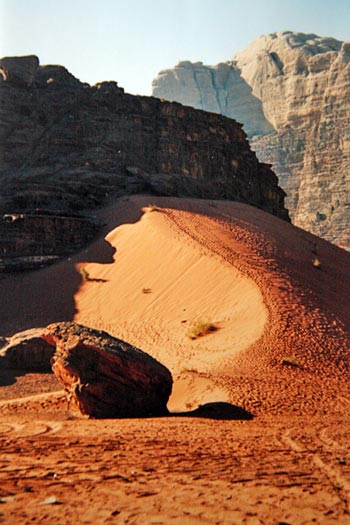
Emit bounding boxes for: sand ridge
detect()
[74,204,267,411]
[72,196,350,415]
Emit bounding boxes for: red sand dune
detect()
[0,195,350,524]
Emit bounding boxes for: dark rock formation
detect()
[0,55,289,270]
[44,323,173,418]
[0,55,39,86]
[0,327,54,370]
[152,31,350,250]
[0,213,99,271]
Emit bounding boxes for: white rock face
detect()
[152,31,350,250]
[154,60,275,138]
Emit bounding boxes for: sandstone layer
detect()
[0,55,288,270]
[152,31,350,250]
[0,213,99,271]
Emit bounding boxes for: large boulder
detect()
[44,322,173,418]
[0,327,54,370]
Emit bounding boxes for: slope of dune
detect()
[74,203,267,411]
[1,195,350,524]
[76,197,350,415]
[1,195,349,415]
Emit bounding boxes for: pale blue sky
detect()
[1,0,349,95]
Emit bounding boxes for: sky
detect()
[0,0,350,95]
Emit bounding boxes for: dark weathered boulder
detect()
[0,327,54,370]
[44,323,173,418]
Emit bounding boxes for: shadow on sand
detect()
[0,237,116,336]
[0,368,27,387]
[0,371,254,422]
[171,402,253,420]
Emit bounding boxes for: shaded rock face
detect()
[0,328,54,371]
[0,55,289,271]
[152,31,350,250]
[0,213,99,271]
[0,55,39,85]
[44,323,173,418]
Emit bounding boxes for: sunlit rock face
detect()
[153,60,275,138]
[152,31,350,250]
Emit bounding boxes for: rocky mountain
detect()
[152,31,350,250]
[0,55,288,270]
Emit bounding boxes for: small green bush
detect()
[188,320,217,340]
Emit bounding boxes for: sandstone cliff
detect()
[0,55,288,269]
[152,31,350,250]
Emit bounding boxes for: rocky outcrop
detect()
[0,327,54,370]
[44,323,173,418]
[0,55,289,270]
[0,55,39,85]
[152,32,350,250]
[0,213,99,271]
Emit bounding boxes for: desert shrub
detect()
[188,320,217,340]
[79,267,107,283]
[281,356,302,369]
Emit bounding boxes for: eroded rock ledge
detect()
[0,213,99,271]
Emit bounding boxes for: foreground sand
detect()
[0,408,349,525]
[0,196,350,523]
